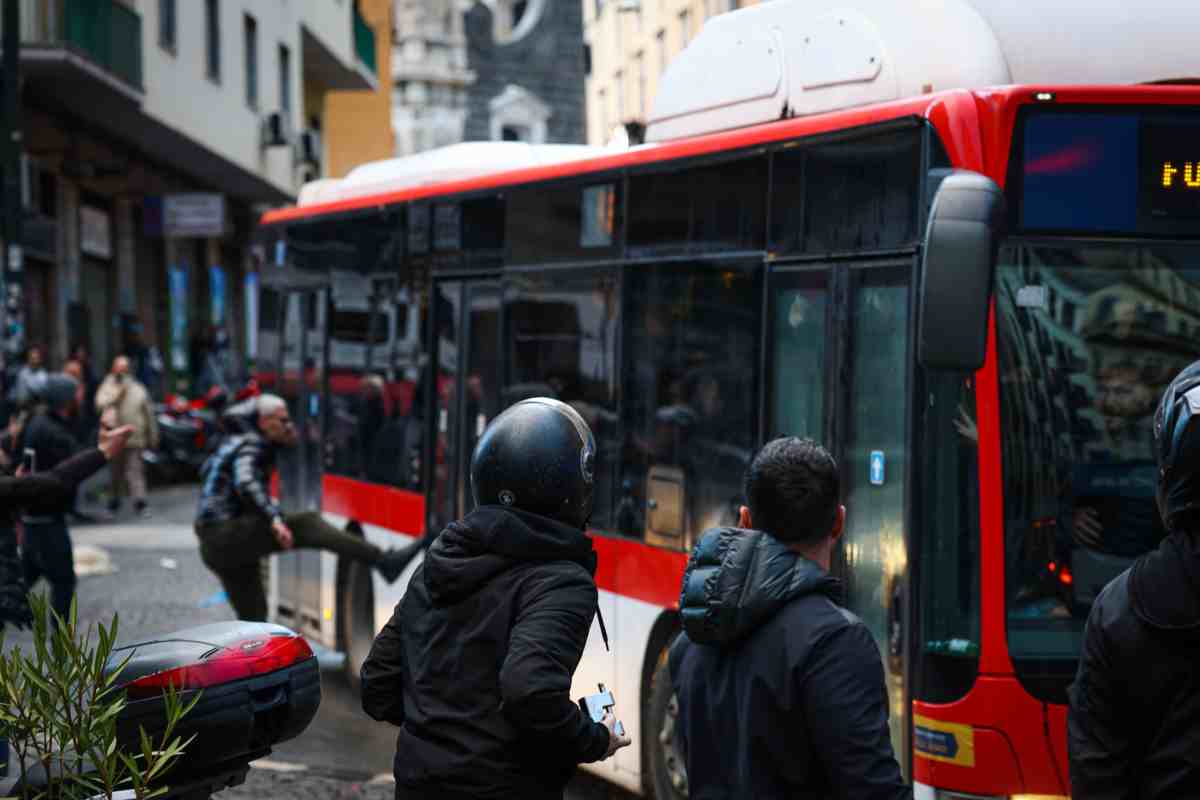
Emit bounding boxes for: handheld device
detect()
[578,683,625,737]
[21,448,36,473]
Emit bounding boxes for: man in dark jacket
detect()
[360,398,630,799]
[18,375,85,618]
[1068,360,1200,798]
[670,436,910,800]
[194,393,413,621]
[1,423,132,628]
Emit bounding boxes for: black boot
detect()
[376,542,422,583]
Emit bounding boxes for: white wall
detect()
[139,0,357,197]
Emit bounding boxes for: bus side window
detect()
[503,269,621,531]
[620,261,761,545]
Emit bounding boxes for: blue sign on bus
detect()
[869,450,885,486]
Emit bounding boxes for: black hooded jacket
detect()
[19,375,81,478]
[1068,531,1200,798]
[361,505,610,799]
[669,528,910,800]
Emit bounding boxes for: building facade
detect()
[9,0,382,400]
[391,0,586,157]
[324,0,397,178]
[582,0,761,145]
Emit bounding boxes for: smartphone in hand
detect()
[578,683,625,736]
[21,448,36,474]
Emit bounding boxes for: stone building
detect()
[390,0,586,156]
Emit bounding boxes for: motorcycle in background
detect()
[144,381,260,484]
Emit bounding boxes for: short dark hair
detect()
[743,437,840,544]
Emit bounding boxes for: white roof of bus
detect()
[647,0,1200,141]
[298,0,1200,207]
[297,141,613,207]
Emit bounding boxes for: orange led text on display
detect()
[1161,162,1200,189]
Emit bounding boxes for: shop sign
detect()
[80,205,112,259]
[164,194,226,237]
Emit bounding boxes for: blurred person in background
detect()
[10,344,47,411]
[67,343,100,441]
[95,356,158,519]
[60,359,99,523]
[0,422,131,779]
[16,375,85,619]
[1,424,133,628]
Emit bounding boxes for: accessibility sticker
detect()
[913,714,976,768]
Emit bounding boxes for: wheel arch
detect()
[335,518,368,652]
[640,608,681,792]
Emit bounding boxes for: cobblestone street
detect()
[3,483,631,799]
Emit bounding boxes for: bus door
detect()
[274,286,329,638]
[429,279,502,533]
[767,260,914,770]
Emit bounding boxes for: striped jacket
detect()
[196,432,281,526]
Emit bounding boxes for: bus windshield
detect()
[995,240,1200,701]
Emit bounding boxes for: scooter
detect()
[8,621,321,798]
[144,384,247,484]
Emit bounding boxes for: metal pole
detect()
[1,0,23,424]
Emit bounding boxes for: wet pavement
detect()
[4,483,634,799]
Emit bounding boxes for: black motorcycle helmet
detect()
[470,397,596,529]
[1154,360,1200,532]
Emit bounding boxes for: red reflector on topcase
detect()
[124,634,314,700]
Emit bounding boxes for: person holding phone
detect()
[1,422,133,628]
[361,398,630,800]
[15,375,89,619]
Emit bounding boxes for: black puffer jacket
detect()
[361,505,610,799]
[669,527,910,800]
[1068,532,1200,798]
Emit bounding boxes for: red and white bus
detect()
[254,1,1200,796]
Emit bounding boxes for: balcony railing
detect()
[353,2,377,77]
[15,0,143,90]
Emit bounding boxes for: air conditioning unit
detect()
[617,0,641,11]
[297,128,322,169]
[261,111,292,149]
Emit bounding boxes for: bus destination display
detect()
[1144,120,1200,220]
[1019,111,1200,235]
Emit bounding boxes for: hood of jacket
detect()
[1130,531,1200,631]
[679,527,842,647]
[42,375,78,415]
[423,505,597,605]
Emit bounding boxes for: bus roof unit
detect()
[647,0,1200,142]
[296,141,611,207]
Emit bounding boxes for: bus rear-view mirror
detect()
[917,170,1005,373]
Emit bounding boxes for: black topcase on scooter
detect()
[113,621,322,795]
[11,621,321,798]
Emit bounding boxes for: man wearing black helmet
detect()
[361,397,631,800]
[1069,360,1200,798]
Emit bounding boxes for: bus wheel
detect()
[336,557,375,694]
[647,650,688,800]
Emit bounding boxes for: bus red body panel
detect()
[592,536,689,611]
[322,475,426,538]
[914,676,1068,796]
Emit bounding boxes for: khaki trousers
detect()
[110,447,147,504]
